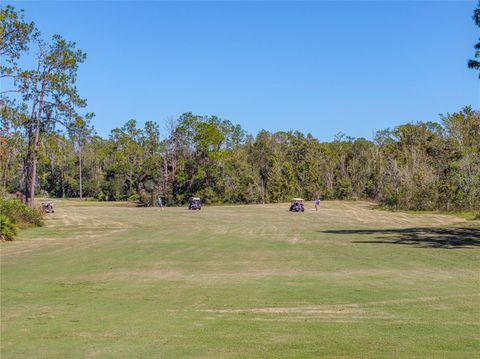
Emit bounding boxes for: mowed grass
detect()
[1,201,479,358]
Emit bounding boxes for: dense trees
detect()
[1,5,88,207]
[1,106,479,211]
[1,5,479,212]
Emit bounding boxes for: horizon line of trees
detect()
[2,108,480,212]
[1,4,479,212]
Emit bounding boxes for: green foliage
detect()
[0,5,36,73]
[2,107,479,212]
[0,198,43,228]
[128,193,141,202]
[468,2,480,77]
[0,214,17,241]
[95,190,106,201]
[0,197,43,241]
[335,177,353,200]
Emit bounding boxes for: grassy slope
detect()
[1,201,479,358]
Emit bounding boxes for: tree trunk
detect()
[162,154,169,194]
[23,125,34,205]
[29,125,39,207]
[130,160,133,189]
[29,123,40,208]
[79,147,83,199]
[29,79,47,208]
[261,177,265,204]
[24,59,41,206]
[61,170,65,198]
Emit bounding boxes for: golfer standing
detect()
[156,196,163,210]
[314,198,320,211]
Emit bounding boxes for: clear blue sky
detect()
[6,1,480,140]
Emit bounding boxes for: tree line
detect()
[2,109,479,211]
[1,5,479,212]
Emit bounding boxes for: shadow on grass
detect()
[321,227,480,249]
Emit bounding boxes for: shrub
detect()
[0,198,43,228]
[0,214,17,241]
[128,193,141,202]
[95,190,106,201]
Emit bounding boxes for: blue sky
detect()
[6,1,480,140]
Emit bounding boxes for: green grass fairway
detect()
[2,201,479,358]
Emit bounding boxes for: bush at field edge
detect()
[0,198,43,240]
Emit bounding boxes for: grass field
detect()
[1,200,479,358]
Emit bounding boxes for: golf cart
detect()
[188,197,202,210]
[289,198,304,212]
[42,201,54,213]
